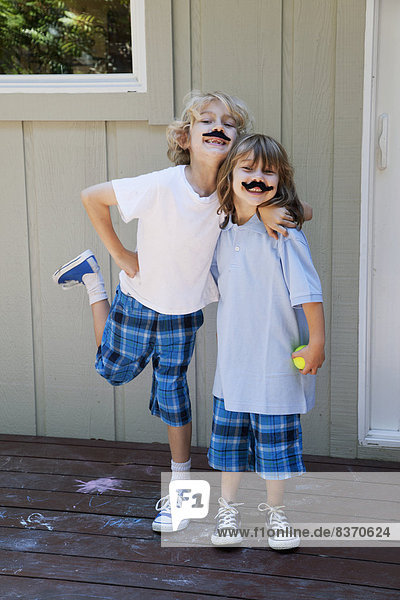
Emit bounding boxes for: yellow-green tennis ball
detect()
[293,345,306,370]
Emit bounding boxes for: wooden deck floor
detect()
[0,434,399,599]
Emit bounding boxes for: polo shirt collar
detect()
[225,213,267,234]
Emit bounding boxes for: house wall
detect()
[1,0,398,460]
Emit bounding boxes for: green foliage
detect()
[0,0,131,74]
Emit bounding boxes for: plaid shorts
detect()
[95,286,204,426]
[208,397,305,480]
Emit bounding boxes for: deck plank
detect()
[0,488,154,517]
[0,506,154,538]
[0,441,207,467]
[0,455,166,480]
[0,471,159,495]
[0,574,231,600]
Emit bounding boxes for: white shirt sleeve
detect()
[279,229,323,308]
[111,170,159,223]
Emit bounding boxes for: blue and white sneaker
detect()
[52,249,100,289]
[152,494,190,533]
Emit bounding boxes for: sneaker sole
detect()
[268,536,300,550]
[211,533,243,546]
[52,249,97,286]
[152,519,190,533]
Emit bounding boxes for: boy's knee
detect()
[95,349,143,386]
[95,362,132,386]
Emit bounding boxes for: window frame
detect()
[0,0,173,124]
[0,0,146,93]
[359,0,400,448]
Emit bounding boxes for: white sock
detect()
[170,458,191,481]
[82,271,108,305]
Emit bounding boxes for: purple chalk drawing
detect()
[75,477,130,494]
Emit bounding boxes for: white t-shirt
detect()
[111,165,221,314]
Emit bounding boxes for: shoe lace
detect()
[215,497,243,528]
[155,492,185,513]
[155,494,171,512]
[258,503,289,528]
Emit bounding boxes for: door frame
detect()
[359,0,400,447]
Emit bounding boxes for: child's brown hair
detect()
[217,134,304,229]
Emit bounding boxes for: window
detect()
[0,0,172,123]
[0,0,146,92]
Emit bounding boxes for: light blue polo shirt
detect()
[212,213,323,415]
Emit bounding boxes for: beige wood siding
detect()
[1,0,397,460]
[24,122,115,439]
[281,0,337,456]
[0,123,36,434]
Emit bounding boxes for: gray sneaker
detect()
[258,503,300,550]
[211,497,243,546]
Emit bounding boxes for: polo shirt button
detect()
[235,246,240,251]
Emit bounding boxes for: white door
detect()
[360,0,400,446]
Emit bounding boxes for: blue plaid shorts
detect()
[208,397,305,480]
[95,286,204,426]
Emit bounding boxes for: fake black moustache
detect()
[202,130,231,142]
[242,180,274,192]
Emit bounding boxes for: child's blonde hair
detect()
[166,90,253,165]
[217,133,304,229]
